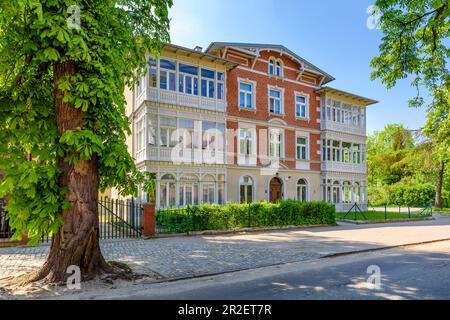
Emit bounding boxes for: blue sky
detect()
[168,0,428,134]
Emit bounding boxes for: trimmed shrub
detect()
[388,183,435,207]
[156,200,336,233]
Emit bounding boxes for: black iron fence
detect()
[98,197,143,239]
[339,202,433,221]
[1,200,14,239]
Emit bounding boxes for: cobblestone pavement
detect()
[2,216,450,281]
[0,237,320,280]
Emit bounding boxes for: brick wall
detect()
[225,48,321,170]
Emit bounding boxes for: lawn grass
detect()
[336,211,429,221]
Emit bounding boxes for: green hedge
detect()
[156,200,336,234]
[388,183,435,207]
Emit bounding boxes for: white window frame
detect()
[295,134,309,160]
[268,86,284,115]
[238,127,256,157]
[295,91,309,119]
[238,78,256,110]
[268,128,284,159]
[296,178,308,202]
[159,58,177,92]
[239,175,254,204]
[275,59,283,77]
[268,58,275,75]
[178,62,199,96]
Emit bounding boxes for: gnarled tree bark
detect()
[23,61,110,284]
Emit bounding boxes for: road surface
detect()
[111,240,450,300]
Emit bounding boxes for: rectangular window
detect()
[332,140,340,162]
[159,59,176,92]
[239,128,254,156]
[269,130,282,158]
[353,144,360,164]
[239,82,254,109]
[202,122,216,150]
[178,119,194,149]
[295,94,307,118]
[269,89,282,114]
[342,142,352,163]
[322,139,327,161]
[296,136,307,160]
[217,72,224,99]
[159,117,177,148]
[179,63,199,96]
[149,59,157,88]
[148,114,157,146]
[201,68,216,99]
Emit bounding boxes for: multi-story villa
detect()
[122,42,377,211]
[123,43,237,208]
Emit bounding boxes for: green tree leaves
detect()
[0,0,172,243]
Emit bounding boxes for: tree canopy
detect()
[0,0,171,245]
[370,0,449,207]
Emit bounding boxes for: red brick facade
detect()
[223,47,321,171]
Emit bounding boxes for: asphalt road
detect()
[120,241,450,300]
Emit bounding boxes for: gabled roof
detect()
[315,87,378,106]
[161,43,238,71]
[206,42,335,84]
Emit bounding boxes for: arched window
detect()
[343,181,352,203]
[332,181,341,204]
[202,175,215,204]
[179,174,199,206]
[354,182,361,203]
[276,60,283,77]
[297,179,308,202]
[268,58,275,75]
[239,176,254,203]
[218,174,226,204]
[160,174,176,208]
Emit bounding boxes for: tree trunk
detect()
[27,61,109,284]
[434,160,445,208]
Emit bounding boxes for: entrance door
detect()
[269,177,283,203]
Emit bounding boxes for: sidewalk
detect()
[1,215,450,281]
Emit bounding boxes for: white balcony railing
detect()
[321,120,366,136]
[146,146,225,165]
[142,88,226,112]
[321,161,366,174]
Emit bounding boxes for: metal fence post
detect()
[385,203,387,220]
[186,205,190,236]
[408,205,411,219]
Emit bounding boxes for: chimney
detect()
[194,46,203,52]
